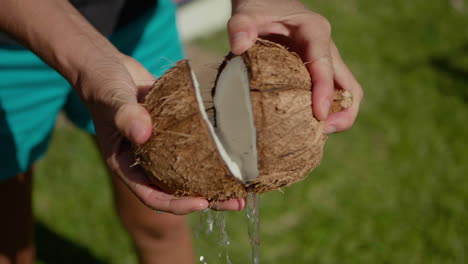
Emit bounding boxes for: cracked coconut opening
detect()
[192,57,258,183]
[214,57,259,183]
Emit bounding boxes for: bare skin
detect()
[110,169,194,264]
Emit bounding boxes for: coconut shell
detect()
[213,39,351,193]
[134,60,247,201]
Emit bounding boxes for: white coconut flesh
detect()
[191,57,259,183]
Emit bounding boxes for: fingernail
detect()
[129,119,146,143]
[325,125,336,134]
[231,32,248,53]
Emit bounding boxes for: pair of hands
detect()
[80,0,363,215]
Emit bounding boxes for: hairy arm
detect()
[0,0,244,213]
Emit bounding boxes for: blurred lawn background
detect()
[34,0,468,263]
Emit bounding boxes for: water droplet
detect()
[247,192,261,264]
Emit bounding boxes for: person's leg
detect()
[109,172,194,264]
[0,170,34,264]
[100,0,194,262]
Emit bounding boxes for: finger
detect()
[166,197,210,215]
[122,56,156,100]
[109,143,208,214]
[98,57,153,144]
[308,55,334,121]
[114,103,152,144]
[296,16,334,121]
[132,184,209,215]
[89,70,152,145]
[228,14,259,55]
[325,42,363,133]
[210,198,246,211]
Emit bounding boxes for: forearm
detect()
[0,0,120,85]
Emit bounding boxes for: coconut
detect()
[134,39,352,201]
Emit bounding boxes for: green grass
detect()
[34,0,468,263]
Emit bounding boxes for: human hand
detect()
[74,54,246,214]
[229,0,363,133]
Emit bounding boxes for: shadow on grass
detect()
[36,222,107,264]
[430,43,468,103]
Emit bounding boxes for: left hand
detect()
[229,0,363,133]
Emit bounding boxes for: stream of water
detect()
[196,210,232,264]
[195,193,260,264]
[247,193,260,264]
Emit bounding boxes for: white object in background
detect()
[450,0,465,12]
[176,0,231,41]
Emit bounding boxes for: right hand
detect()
[74,53,246,215]
[228,0,363,133]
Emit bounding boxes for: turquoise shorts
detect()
[0,0,184,181]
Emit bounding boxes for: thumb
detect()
[114,102,152,144]
[110,57,154,145]
[228,14,259,55]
